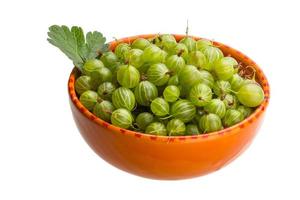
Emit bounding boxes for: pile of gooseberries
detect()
[75,34,265,136]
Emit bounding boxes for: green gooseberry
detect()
[100,51,119,72]
[223,56,238,66]
[172,43,189,60]
[145,122,167,136]
[90,67,112,89]
[165,54,185,74]
[93,100,115,122]
[198,70,215,88]
[179,36,196,52]
[111,108,133,129]
[75,75,92,95]
[134,81,158,106]
[168,75,179,86]
[142,44,166,64]
[214,57,236,80]
[170,99,196,123]
[163,85,180,102]
[135,112,154,130]
[114,43,131,61]
[147,63,170,86]
[230,74,245,92]
[117,64,140,88]
[237,83,264,107]
[213,80,231,97]
[199,113,223,133]
[196,39,212,51]
[131,38,151,50]
[149,35,163,48]
[223,109,244,127]
[138,63,151,74]
[189,83,212,107]
[112,87,136,111]
[237,105,253,118]
[178,65,201,90]
[186,124,201,135]
[82,59,104,76]
[167,119,186,136]
[204,99,226,118]
[221,94,238,109]
[97,82,116,100]
[127,49,144,68]
[187,51,207,70]
[185,124,201,135]
[161,35,177,52]
[201,46,224,71]
[79,90,99,111]
[150,97,169,117]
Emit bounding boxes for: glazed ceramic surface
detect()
[68,35,270,180]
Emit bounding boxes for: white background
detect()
[0,0,299,199]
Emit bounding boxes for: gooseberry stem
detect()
[165,71,173,76]
[140,74,147,81]
[177,49,184,57]
[185,20,189,36]
[131,124,140,131]
[97,97,104,103]
[103,109,112,115]
[229,89,237,94]
[113,37,119,44]
[160,115,173,120]
[132,103,138,111]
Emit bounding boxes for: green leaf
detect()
[85,31,107,60]
[47,25,84,68]
[71,26,86,61]
[47,25,108,71]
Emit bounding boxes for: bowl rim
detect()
[68,34,270,141]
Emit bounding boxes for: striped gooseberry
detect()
[145,122,167,136]
[97,82,116,100]
[170,99,196,123]
[127,49,144,68]
[237,83,265,107]
[75,75,92,95]
[186,124,201,135]
[135,112,154,130]
[117,64,140,88]
[150,97,169,117]
[82,59,104,76]
[111,108,133,129]
[189,83,212,107]
[187,51,207,70]
[131,38,151,50]
[93,100,115,122]
[112,87,136,111]
[214,57,236,80]
[165,54,185,74]
[213,80,231,97]
[147,63,170,86]
[114,43,131,61]
[163,85,180,102]
[134,81,158,106]
[167,119,186,136]
[223,109,244,127]
[199,113,223,133]
[79,90,99,111]
[204,99,226,118]
[201,46,224,71]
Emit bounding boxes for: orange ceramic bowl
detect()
[68,34,270,180]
